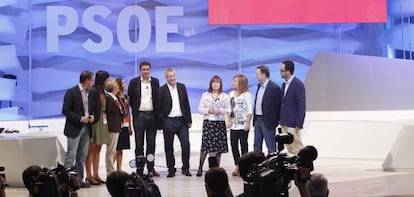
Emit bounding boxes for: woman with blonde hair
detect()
[227,74,252,176]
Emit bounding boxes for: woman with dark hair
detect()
[85,70,110,185]
[114,78,132,170]
[227,74,252,176]
[196,75,229,176]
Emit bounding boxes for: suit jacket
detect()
[62,85,92,138]
[280,77,306,128]
[253,80,282,131]
[128,76,159,119]
[106,94,123,133]
[157,82,192,127]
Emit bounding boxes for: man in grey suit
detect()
[280,60,305,155]
[253,65,282,153]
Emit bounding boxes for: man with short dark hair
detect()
[280,60,305,155]
[106,170,130,197]
[128,61,160,177]
[62,70,95,187]
[204,167,232,197]
[253,65,282,153]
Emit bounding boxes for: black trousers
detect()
[133,111,156,170]
[230,129,249,165]
[163,117,190,171]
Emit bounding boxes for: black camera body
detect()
[126,156,161,197]
[243,144,318,197]
[29,163,78,197]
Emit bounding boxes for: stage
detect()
[1,110,414,196]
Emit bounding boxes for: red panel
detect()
[208,0,387,25]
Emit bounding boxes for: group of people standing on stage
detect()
[62,70,133,187]
[196,60,306,177]
[61,59,306,187]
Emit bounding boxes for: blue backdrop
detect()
[0,0,402,120]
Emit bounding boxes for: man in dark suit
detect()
[128,61,160,177]
[253,65,282,153]
[280,60,305,155]
[62,70,95,187]
[157,67,192,177]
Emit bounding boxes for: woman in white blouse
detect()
[196,76,229,176]
[227,74,252,176]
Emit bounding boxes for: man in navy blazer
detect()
[280,60,305,155]
[128,61,160,176]
[253,65,282,153]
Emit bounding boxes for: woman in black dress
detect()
[114,78,132,170]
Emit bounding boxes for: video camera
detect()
[28,163,79,197]
[126,155,161,197]
[243,131,318,197]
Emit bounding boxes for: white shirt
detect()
[255,79,269,115]
[284,75,295,96]
[139,77,153,111]
[228,91,253,130]
[78,84,89,115]
[198,92,229,121]
[167,83,183,117]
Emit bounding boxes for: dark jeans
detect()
[230,129,249,165]
[253,116,276,153]
[163,117,190,171]
[133,111,157,171]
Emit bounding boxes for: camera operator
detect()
[22,165,80,197]
[22,165,42,197]
[236,151,266,197]
[106,170,130,197]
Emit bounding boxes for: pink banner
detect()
[208,0,387,24]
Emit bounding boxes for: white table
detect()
[0,134,65,187]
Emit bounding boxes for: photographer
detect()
[236,151,266,197]
[22,165,80,197]
[204,167,233,197]
[22,165,42,197]
[305,173,329,197]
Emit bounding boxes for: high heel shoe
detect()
[196,168,203,177]
[232,166,239,176]
[93,176,106,183]
[85,177,100,185]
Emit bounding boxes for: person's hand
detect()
[226,119,232,128]
[80,116,89,123]
[88,115,95,123]
[295,127,301,132]
[244,124,250,132]
[188,123,192,128]
[129,128,133,135]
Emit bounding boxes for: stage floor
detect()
[3,156,414,197]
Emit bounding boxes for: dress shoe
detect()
[149,169,160,177]
[167,170,176,178]
[80,182,90,188]
[182,169,192,177]
[196,168,202,177]
[85,177,100,185]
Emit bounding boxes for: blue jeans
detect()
[253,116,276,153]
[64,125,90,182]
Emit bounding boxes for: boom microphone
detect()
[297,146,318,171]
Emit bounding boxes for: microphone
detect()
[20,106,31,129]
[297,145,318,171]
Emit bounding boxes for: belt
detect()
[168,116,184,119]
